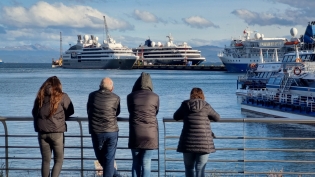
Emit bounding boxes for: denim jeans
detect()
[38,132,64,177]
[131,149,153,177]
[183,153,209,177]
[91,132,119,177]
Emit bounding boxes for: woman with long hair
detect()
[173,87,220,177]
[32,76,74,177]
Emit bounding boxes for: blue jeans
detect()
[91,132,119,177]
[38,132,64,177]
[131,149,153,177]
[183,153,209,177]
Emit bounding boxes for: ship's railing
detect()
[1,117,315,176]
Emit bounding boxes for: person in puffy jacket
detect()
[173,87,220,177]
[32,76,74,177]
[87,77,121,177]
[127,72,159,177]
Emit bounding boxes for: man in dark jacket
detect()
[87,77,120,177]
[127,72,159,177]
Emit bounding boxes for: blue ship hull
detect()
[223,63,248,73]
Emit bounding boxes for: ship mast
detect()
[60,32,62,59]
[103,16,110,43]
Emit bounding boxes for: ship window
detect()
[265,72,272,78]
[311,55,315,61]
[273,77,282,85]
[69,45,83,50]
[268,77,276,84]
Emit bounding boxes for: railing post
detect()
[1,120,9,177]
[77,120,84,177]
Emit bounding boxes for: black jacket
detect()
[32,88,74,133]
[127,72,159,149]
[87,89,120,134]
[173,99,220,153]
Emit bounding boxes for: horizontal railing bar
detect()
[2,116,315,123]
[165,148,315,152]
[0,168,159,172]
[165,170,315,175]
[165,148,245,151]
[0,117,128,122]
[0,157,158,161]
[163,117,315,123]
[3,135,314,141]
[165,136,315,140]
[166,158,244,162]
[165,158,315,163]
[0,146,129,149]
[165,170,244,173]
[244,172,315,175]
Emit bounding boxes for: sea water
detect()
[1,63,315,176]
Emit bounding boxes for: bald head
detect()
[100,77,113,91]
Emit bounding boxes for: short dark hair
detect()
[190,87,205,100]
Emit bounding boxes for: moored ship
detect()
[237,49,315,118]
[217,23,315,72]
[132,34,205,66]
[62,16,138,69]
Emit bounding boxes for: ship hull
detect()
[222,62,248,72]
[138,58,204,65]
[62,58,136,69]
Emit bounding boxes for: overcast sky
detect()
[0,0,314,50]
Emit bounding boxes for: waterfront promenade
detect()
[1,116,315,176]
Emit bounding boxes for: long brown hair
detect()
[190,87,205,100]
[35,76,63,117]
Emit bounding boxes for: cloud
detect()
[0,26,6,34]
[0,1,133,31]
[182,16,219,29]
[232,0,315,26]
[131,9,166,23]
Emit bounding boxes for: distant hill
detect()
[0,44,223,64]
[0,44,59,63]
[194,45,223,65]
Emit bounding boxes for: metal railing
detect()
[0,117,159,177]
[163,118,315,176]
[1,116,315,176]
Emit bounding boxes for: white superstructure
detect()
[133,34,205,66]
[218,27,299,72]
[62,16,138,69]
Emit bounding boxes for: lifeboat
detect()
[284,41,299,45]
[235,43,244,47]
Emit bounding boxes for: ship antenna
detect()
[103,16,110,43]
[60,32,62,59]
[59,32,63,66]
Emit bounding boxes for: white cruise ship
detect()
[62,35,138,69]
[132,34,205,66]
[217,28,298,72]
[62,16,138,69]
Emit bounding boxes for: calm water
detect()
[1,63,315,176]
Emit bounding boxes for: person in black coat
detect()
[127,72,159,177]
[32,76,74,177]
[173,87,220,177]
[87,77,121,177]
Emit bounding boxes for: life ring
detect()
[296,58,302,63]
[250,63,257,69]
[293,67,301,75]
